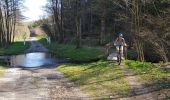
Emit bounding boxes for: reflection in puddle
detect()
[10,52,57,68]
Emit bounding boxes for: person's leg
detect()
[116,46,119,62]
[116,46,119,56]
[120,46,124,59]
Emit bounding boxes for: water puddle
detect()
[10,52,59,68]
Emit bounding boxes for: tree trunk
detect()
[59,0,64,43]
[89,1,93,34]
[75,0,82,48]
[76,16,82,48]
[100,16,105,45]
[132,0,145,62]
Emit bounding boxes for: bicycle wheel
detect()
[119,54,121,65]
[117,53,121,65]
[117,54,121,65]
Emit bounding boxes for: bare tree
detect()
[0,0,22,47]
[44,0,64,42]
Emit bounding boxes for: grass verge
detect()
[39,38,105,62]
[38,37,48,45]
[0,41,30,56]
[0,63,6,77]
[58,60,131,99]
[125,60,170,89]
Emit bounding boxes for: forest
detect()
[32,0,170,63]
[0,0,169,63]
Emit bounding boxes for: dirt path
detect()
[119,65,156,100]
[0,67,87,100]
[25,37,48,53]
[0,38,88,100]
[108,53,157,100]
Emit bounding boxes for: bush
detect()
[127,49,138,60]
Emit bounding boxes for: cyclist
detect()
[114,33,127,60]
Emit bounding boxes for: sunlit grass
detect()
[125,60,170,89]
[58,60,131,98]
[38,37,49,46]
[0,63,6,77]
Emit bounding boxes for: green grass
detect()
[39,38,105,62]
[0,63,6,77]
[38,37,48,45]
[0,41,30,56]
[125,60,170,89]
[58,60,131,98]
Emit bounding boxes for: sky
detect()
[23,0,47,21]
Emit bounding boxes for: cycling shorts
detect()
[116,46,123,51]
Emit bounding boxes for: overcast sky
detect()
[23,0,47,21]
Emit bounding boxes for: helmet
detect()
[118,33,123,37]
